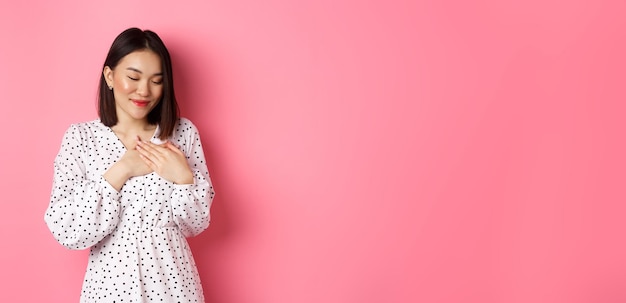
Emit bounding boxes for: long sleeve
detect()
[170,120,215,237]
[44,125,122,250]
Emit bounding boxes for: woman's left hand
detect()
[136,139,194,184]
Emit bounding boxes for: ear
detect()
[103,66,114,87]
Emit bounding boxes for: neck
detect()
[111,116,155,136]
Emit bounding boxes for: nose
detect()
[136,80,150,97]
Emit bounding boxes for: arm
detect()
[44,125,122,250]
[170,121,215,237]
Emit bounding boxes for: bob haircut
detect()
[98,27,178,140]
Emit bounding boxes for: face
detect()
[103,50,163,123]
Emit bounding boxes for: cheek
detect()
[153,85,164,98]
[114,77,134,92]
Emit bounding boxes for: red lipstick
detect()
[132,100,149,107]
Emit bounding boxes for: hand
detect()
[136,139,194,184]
[118,149,154,178]
[103,147,153,191]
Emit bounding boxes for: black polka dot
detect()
[44,118,214,302]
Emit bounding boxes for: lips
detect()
[132,100,150,107]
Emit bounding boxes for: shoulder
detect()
[175,117,199,132]
[57,120,105,153]
[168,118,204,152]
[172,117,201,138]
[62,119,106,139]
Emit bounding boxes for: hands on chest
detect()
[104,136,193,191]
[136,138,194,185]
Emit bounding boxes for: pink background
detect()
[1,0,625,302]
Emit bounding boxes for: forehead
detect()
[116,50,162,73]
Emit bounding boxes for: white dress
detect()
[44,118,215,303]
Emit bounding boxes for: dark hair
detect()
[98,27,178,140]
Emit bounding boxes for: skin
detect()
[102,50,193,191]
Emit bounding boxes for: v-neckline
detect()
[103,121,160,151]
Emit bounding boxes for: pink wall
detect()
[1,0,625,302]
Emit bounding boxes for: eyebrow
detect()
[126,67,163,76]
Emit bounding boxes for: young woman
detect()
[44,27,215,302]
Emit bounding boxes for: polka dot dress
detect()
[44,118,215,303]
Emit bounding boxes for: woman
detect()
[44,27,215,302]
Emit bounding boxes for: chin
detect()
[130,112,151,120]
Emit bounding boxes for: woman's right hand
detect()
[104,148,153,191]
[118,149,154,177]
